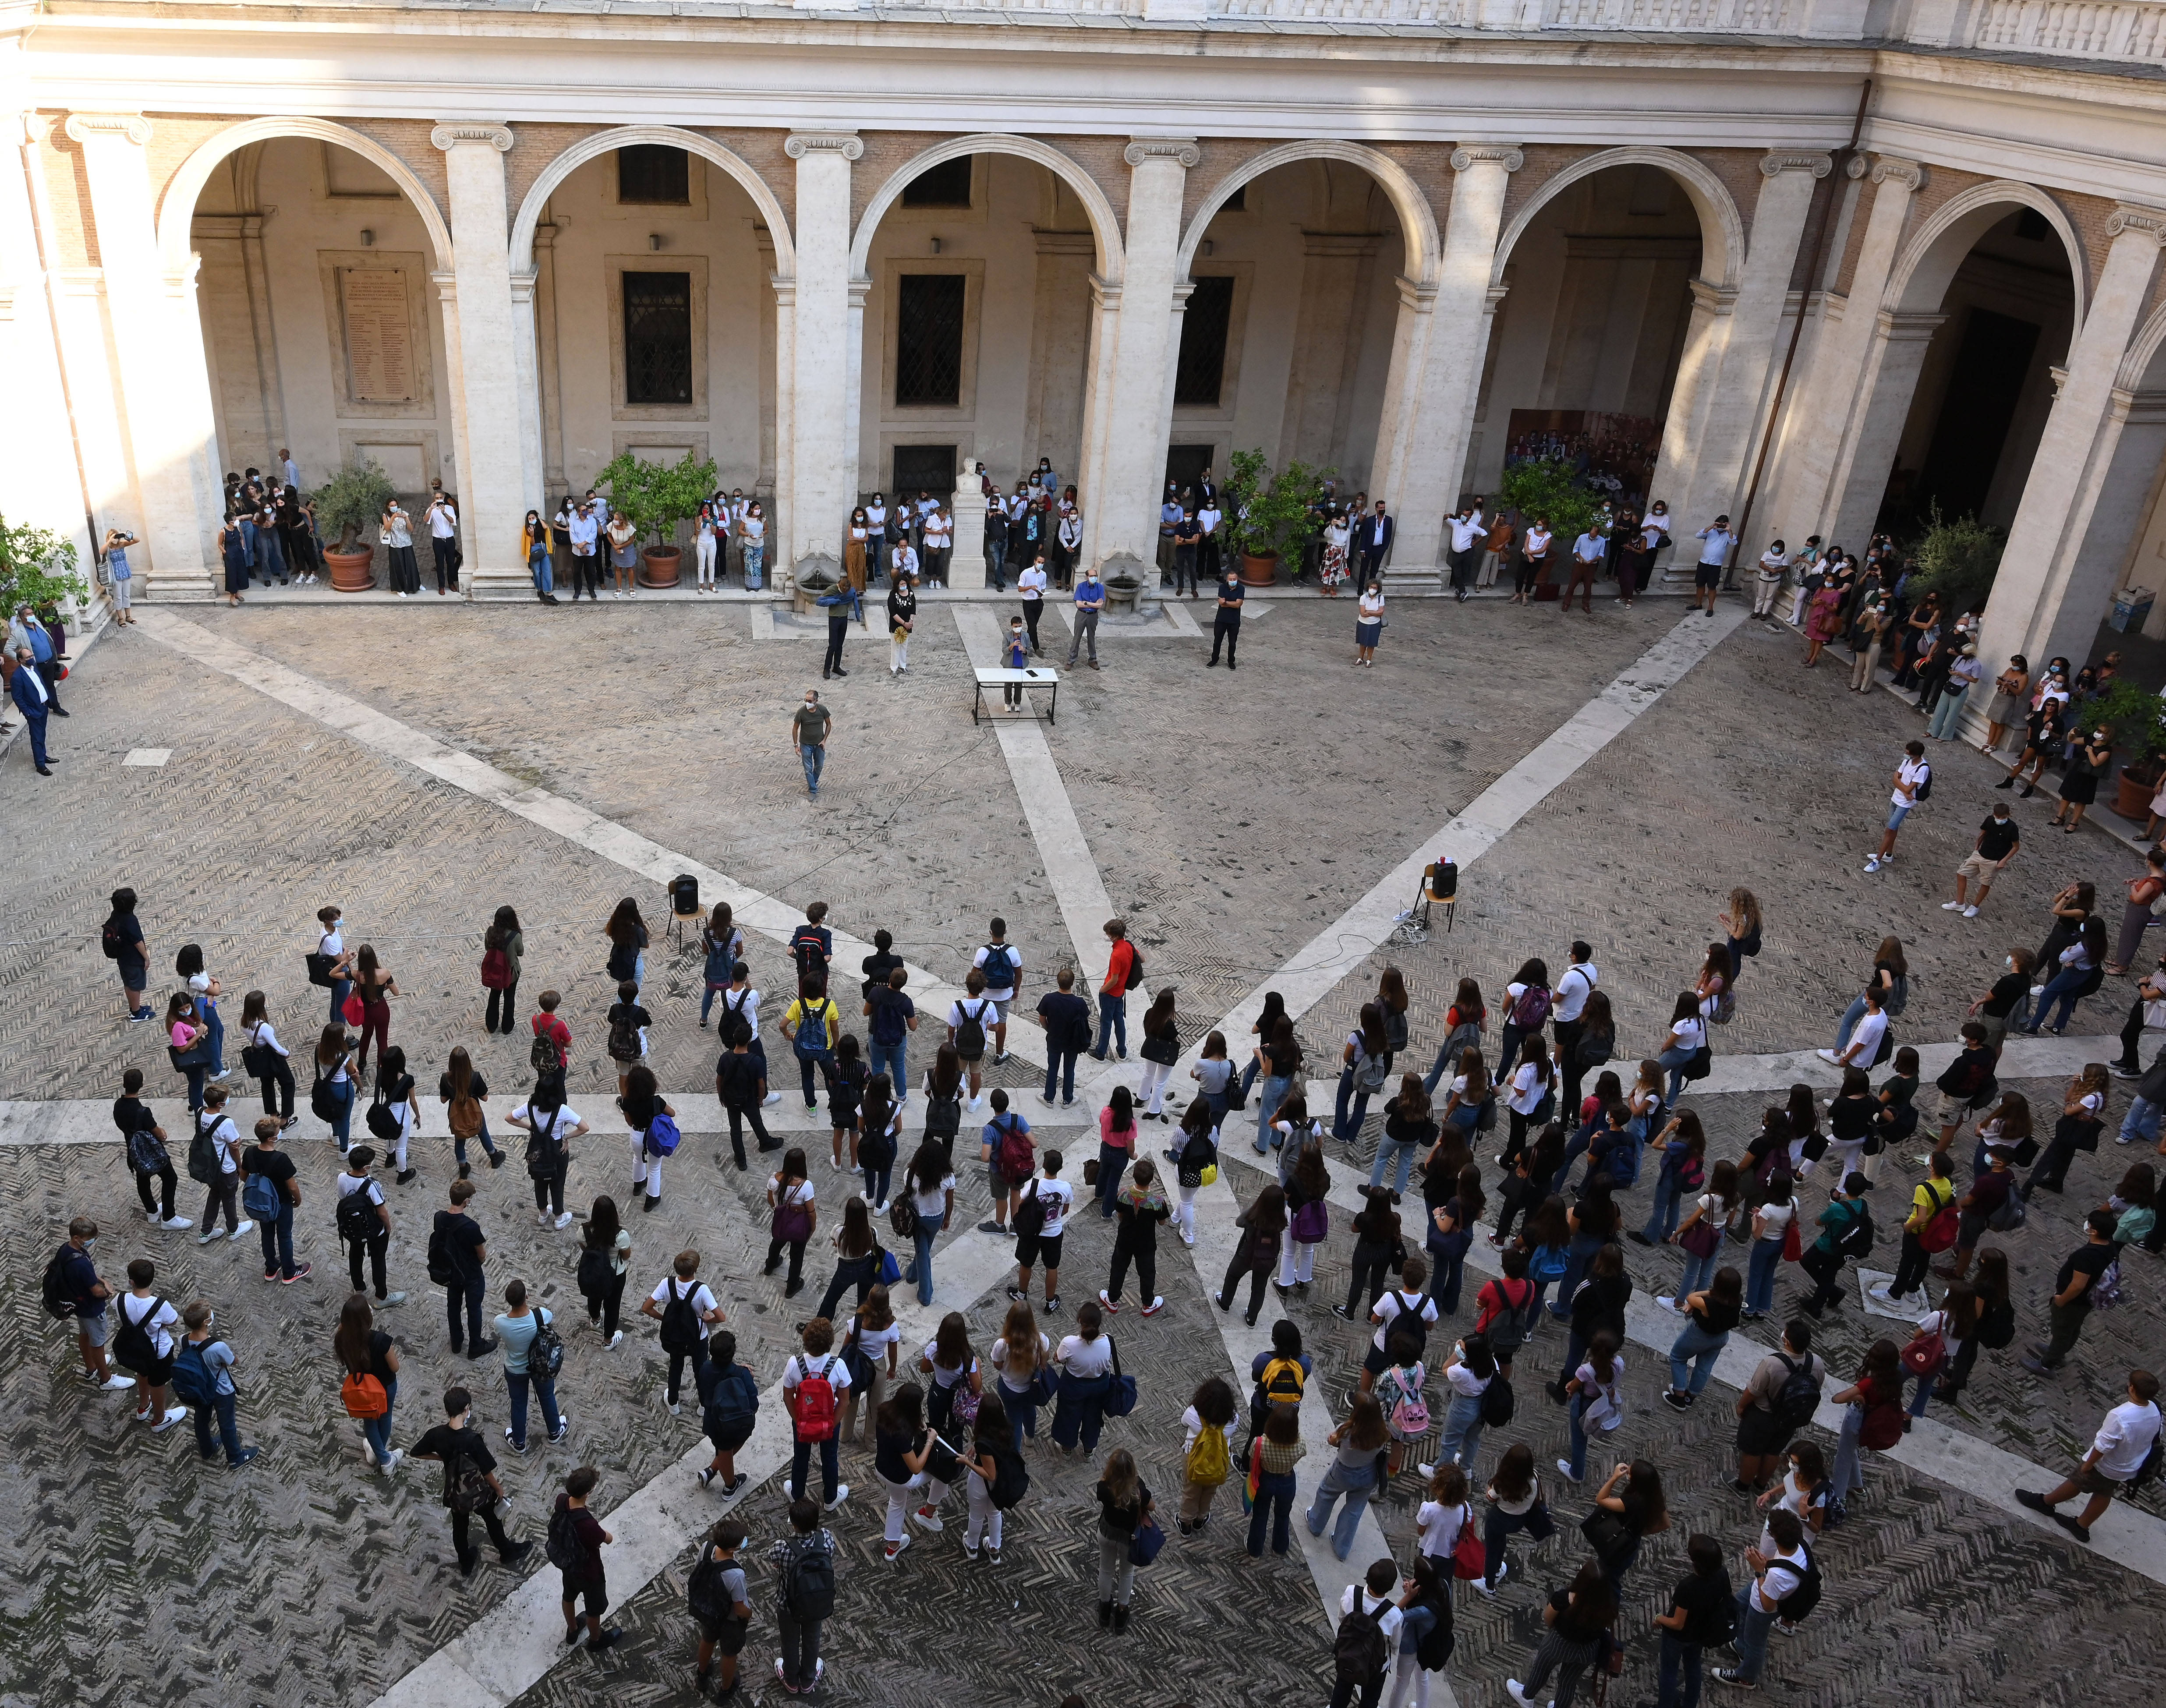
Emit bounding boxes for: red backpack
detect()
[995,1117,1035,1185]
[793,1354,838,1442]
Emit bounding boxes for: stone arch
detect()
[1491,146,1746,290]
[851,135,1123,284]
[158,117,453,275]
[1885,180,2088,332]
[1178,141,1440,286]
[509,126,796,278]
[2117,293,2166,393]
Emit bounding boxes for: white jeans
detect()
[1136,1059,1173,1114]
[1787,585,1809,626]
[696,533,718,585]
[1387,1660,1436,1708]
[965,1468,1003,1551]
[892,635,909,672]
[389,1120,409,1173]
[878,1469,947,1543]
[1752,575,1784,616]
[1176,1183,1198,1241]
[631,1128,660,1198]
[1277,1238,1319,1286]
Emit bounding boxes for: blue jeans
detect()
[507,1369,561,1448]
[1678,1242,1721,1298]
[863,1159,892,1207]
[1438,1390,1486,1469]
[1566,1391,1595,1481]
[193,1388,243,1462]
[800,742,825,795]
[329,976,353,1026]
[1550,1232,1603,1317]
[181,1062,208,1112]
[1667,1319,1730,1397]
[2025,966,2086,1033]
[531,548,553,594]
[1642,1165,1685,1243]
[1051,1372,1110,1453]
[203,1004,227,1078]
[1834,994,1869,1052]
[258,1202,297,1277]
[362,1372,397,1463]
[1428,1244,1468,1315]
[1482,1499,1554,1583]
[1551,1128,1594,1195]
[1658,1045,1695,1105]
[1369,1136,1418,1194]
[868,1037,906,1096]
[1248,1469,1297,1555]
[2120,1094,2163,1146]
[1333,1069,1372,1142]
[453,1117,499,1167]
[1908,1369,1937,1418]
[1095,1143,1128,1217]
[1421,1042,1458,1096]
[325,1077,355,1150]
[1043,1047,1077,1103]
[1657,1630,1703,1708]
[1829,1400,1867,1503]
[1732,1588,1777,1683]
[1093,992,1127,1059]
[1239,1055,1261,1097]
[904,1224,936,1306]
[1306,1456,1378,1560]
[1745,1234,1784,1315]
[1253,1074,1291,1153]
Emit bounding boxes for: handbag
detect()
[1028,1363,1059,1407]
[1580,1507,1633,1564]
[169,1027,212,1070]
[342,992,366,1026]
[2054,1112,2101,1154]
[1104,1338,1139,1418]
[1127,1514,1165,1567]
[1780,1216,1803,1263]
[240,1025,273,1079]
[1450,1506,1486,1580]
[878,1248,903,1286]
[1679,1215,1721,1258]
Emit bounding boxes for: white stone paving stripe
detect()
[131,608,1043,1073]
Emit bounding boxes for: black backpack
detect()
[1012,1181,1046,1240]
[687,1552,736,1626]
[365,1094,402,1142]
[41,1244,84,1320]
[1334,1595,1390,1684]
[112,1295,164,1374]
[545,1502,583,1572]
[1840,1203,1875,1259]
[784,1538,836,1621]
[126,1126,169,1176]
[1414,1595,1455,1672]
[1773,1545,1823,1624]
[658,1279,702,1354]
[1480,1373,1515,1428]
[986,1436,1031,1510]
[186,1112,224,1185]
[577,1244,612,1300]
[531,1028,565,1076]
[954,1000,988,1059]
[336,1181,382,1245]
[1771,1352,1823,1437]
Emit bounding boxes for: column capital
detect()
[510,269,538,305]
[1873,308,1949,341]
[430,268,460,304]
[64,112,151,147]
[1089,272,1123,312]
[1759,151,1833,180]
[2106,203,2166,242]
[1450,145,1524,173]
[1869,156,1926,190]
[1394,273,1440,313]
[1124,137,1200,169]
[785,131,862,161]
[1846,155,1869,180]
[431,124,513,153]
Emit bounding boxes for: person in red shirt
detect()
[530,989,573,1099]
[1090,919,1139,1063]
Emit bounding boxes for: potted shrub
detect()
[1223,449,1327,587]
[2089,678,2166,820]
[0,515,90,633]
[311,461,396,592]
[598,449,718,589]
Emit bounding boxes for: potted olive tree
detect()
[0,515,90,636]
[1496,457,1601,595]
[311,461,396,592]
[1223,449,1327,587]
[598,449,718,589]
[2090,678,2166,820]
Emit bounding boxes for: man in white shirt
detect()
[1443,504,1482,598]
[1716,1507,1811,1689]
[566,503,601,602]
[1818,983,1887,1071]
[2017,1369,2161,1542]
[695,499,727,592]
[425,493,460,595]
[1196,497,1223,583]
[1565,527,1606,615]
[1752,538,1791,618]
[1866,739,1930,874]
[1016,558,1049,655]
[889,538,920,590]
[1553,942,1600,1109]
[1692,514,1733,613]
[278,449,301,491]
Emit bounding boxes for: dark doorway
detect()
[1893,306,2040,532]
[892,443,956,497]
[1164,445,1214,502]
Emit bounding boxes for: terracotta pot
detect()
[638,544,682,588]
[2113,765,2157,822]
[1240,552,1279,587]
[324,547,375,593]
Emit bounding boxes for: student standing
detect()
[104,888,152,1022]
[507,1087,583,1232]
[1307,1393,1390,1561]
[714,1021,779,1169]
[1094,1449,1154,1634]
[770,1496,835,1691]
[2022,1209,2122,1374]
[687,1521,753,1697]
[1864,740,1930,874]
[1332,1558,1403,1708]
[577,1196,632,1349]
[177,1301,257,1468]
[335,1146,404,1307]
[1037,968,1092,1107]
[1713,1508,1812,1691]
[619,1064,673,1214]
[783,1318,852,1511]
[695,1330,760,1497]
[643,1249,726,1416]
[1103,1160,1170,1317]
[496,1277,568,1452]
[765,1149,819,1297]
[900,1141,956,1308]
[1207,564,1244,668]
[241,1115,310,1284]
[2017,1369,2163,1542]
[115,1070,187,1231]
[1651,1534,1732,1708]
[552,1466,623,1652]
[433,1180,494,1358]
[1504,1558,1615,1707]
[1010,1149,1071,1315]
[412,1385,534,1577]
[440,1047,503,1181]
[114,1260,187,1432]
[335,1291,403,1471]
[238,991,295,1128]
[980,1090,1033,1236]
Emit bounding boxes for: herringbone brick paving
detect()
[3,604,2162,1708]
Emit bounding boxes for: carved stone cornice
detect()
[64,112,151,147]
[1124,138,1201,169]
[431,124,513,153]
[1451,145,1525,173]
[785,132,862,161]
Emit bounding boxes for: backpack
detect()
[448,1096,483,1142]
[1415,1595,1456,1671]
[481,945,512,990]
[784,1538,836,1621]
[126,1125,170,1176]
[1334,1595,1390,1685]
[1186,1422,1232,1487]
[577,1244,613,1300]
[1509,986,1552,1030]
[341,1371,389,1419]
[1975,1296,2017,1349]
[981,943,1019,990]
[890,1195,919,1239]
[995,1118,1034,1186]
[608,1006,642,1062]
[2090,1258,2125,1312]
[100,919,126,959]
[1912,765,1932,803]
[1706,989,1737,1026]
[793,1354,839,1443]
[644,1111,681,1158]
[703,1364,760,1438]
[1901,1324,1947,1376]
[793,999,835,1061]
[687,1553,736,1627]
[545,1502,584,1572]
[987,1436,1031,1510]
[925,1087,963,1140]
[241,1164,281,1223]
[336,1181,382,1245]
[445,1450,489,1515]
[1987,1192,2026,1234]
[112,1295,165,1374]
[1883,973,1910,1017]
[426,1220,456,1286]
[1484,1280,1538,1357]
[170,1341,213,1408]
[365,1094,402,1143]
[790,926,829,984]
[41,1245,85,1320]
[1256,1355,1307,1412]
[1480,1373,1516,1428]
[2130,1425,2165,1490]
[1771,1352,1823,1437]
[1839,1203,1875,1259]
[1773,1545,1823,1624]
[1352,1046,1389,1096]
[1379,1364,1430,1438]
[1917,1190,1961,1254]
[1859,1392,1907,1450]
[658,1279,703,1354]
[1012,1180,1047,1240]
[524,1110,563,1180]
[530,1026,564,1076]
[1383,1006,1409,1054]
[186,1113,224,1185]
[1382,1291,1430,1360]
[529,1315,566,1380]
[955,1000,989,1060]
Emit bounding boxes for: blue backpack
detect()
[793,999,835,1062]
[645,1111,681,1158]
[171,1341,214,1408]
[241,1166,281,1222]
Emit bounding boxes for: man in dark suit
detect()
[10,644,54,774]
[1356,500,1394,581]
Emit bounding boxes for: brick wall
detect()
[343,118,450,235]
[32,114,96,269]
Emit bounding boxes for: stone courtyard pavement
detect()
[2,592,2163,1708]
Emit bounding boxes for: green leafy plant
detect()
[0,515,89,621]
[2089,678,2166,771]
[1904,505,2004,619]
[598,450,719,549]
[310,460,396,555]
[1223,449,1328,563]
[1496,457,1602,543]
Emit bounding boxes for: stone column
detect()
[1975,207,2166,696]
[66,112,219,596]
[431,123,531,598]
[1658,152,1830,545]
[534,219,567,495]
[784,131,860,580]
[1076,138,1198,577]
[1368,145,1522,584]
[949,462,988,591]
[1767,157,1927,552]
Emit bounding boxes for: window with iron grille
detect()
[617,145,689,205]
[895,274,966,408]
[623,271,692,406]
[901,156,974,208]
[1175,275,1235,408]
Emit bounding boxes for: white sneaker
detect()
[379,1448,403,1472]
[824,1483,850,1510]
[537,1211,552,1227]
[1415,1462,1436,1480]
[161,1216,194,1231]
[554,1211,575,1231]
[1655,1295,1679,1313]
[151,1407,190,1433]
[1869,1284,1894,1302]
[1555,1457,1582,1485]
[230,1220,254,1239]
[669,1399,681,1417]
[762,1092,782,1107]
[1962,905,1979,918]
[99,1372,137,1391]
[1864,856,1882,873]
[1815,1049,1840,1062]
[1940,901,1964,911]
[606,1330,624,1350]
[912,1503,944,1531]
[195,1229,220,1245]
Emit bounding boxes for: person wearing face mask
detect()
[793,690,832,799]
[176,1299,258,1467]
[818,576,859,681]
[53,1216,136,1393]
[1001,617,1031,711]
[521,510,557,605]
[1943,803,2021,919]
[696,496,728,593]
[740,502,767,591]
[2049,725,2114,835]
[865,493,888,586]
[1158,484,1183,583]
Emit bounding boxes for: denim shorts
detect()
[1886,803,1912,831]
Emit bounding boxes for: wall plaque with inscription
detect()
[341,267,415,403]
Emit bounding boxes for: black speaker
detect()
[671,874,700,916]
[1428,859,1458,901]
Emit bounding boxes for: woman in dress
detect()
[1982,654,2029,753]
[219,516,249,606]
[1355,580,1386,668]
[1320,509,1352,595]
[2050,725,2113,834]
[382,499,419,595]
[605,512,639,597]
[1801,576,1844,666]
[845,507,870,595]
[741,502,766,590]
